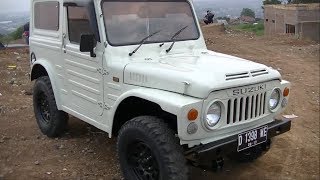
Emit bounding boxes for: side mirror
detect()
[80,34,96,57]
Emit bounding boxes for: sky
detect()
[1,0,30,13]
[0,0,261,13]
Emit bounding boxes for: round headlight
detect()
[269,89,281,110]
[206,102,221,128]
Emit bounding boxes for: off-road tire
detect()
[229,139,271,163]
[117,116,188,180]
[33,76,68,137]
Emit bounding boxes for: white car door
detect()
[61,5,104,121]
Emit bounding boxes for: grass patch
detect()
[233,23,264,36]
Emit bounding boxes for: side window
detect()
[67,6,93,44]
[34,1,59,31]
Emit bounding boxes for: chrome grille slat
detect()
[233,99,237,123]
[252,95,256,118]
[256,93,261,116]
[260,93,264,116]
[226,91,267,125]
[262,93,267,114]
[229,100,234,124]
[227,101,230,123]
[235,98,241,123]
[241,97,246,121]
[247,96,252,120]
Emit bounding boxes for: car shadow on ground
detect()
[63,116,266,180]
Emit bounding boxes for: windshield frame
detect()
[101,0,201,47]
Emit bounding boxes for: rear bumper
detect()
[185,119,291,162]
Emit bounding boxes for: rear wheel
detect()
[117,116,188,180]
[33,76,68,137]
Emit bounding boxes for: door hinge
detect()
[97,68,109,76]
[103,104,111,110]
[98,102,111,110]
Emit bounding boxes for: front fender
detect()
[31,60,62,110]
[109,87,204,135]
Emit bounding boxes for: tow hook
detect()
[212,157,224,172]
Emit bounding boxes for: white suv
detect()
[30,0,292,179]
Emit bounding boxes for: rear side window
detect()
[34,1,59,31]
[67,6,93,44]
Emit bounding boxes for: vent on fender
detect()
[226,71,250,81]
[250,69,269,77]
[226,69,269,81]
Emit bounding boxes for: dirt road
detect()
[0,28,319,179]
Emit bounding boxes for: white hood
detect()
[124,50,281,98]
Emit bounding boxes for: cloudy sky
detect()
[1,0,30,13]
[1,0,261,13]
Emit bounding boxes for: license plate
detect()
[237,126,268,152]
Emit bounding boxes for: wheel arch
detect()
[111,96,178,136]
[31,60,62,110]
[31,64,49,81]
[110,88,202,136]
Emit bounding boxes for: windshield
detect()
[102,0,200,46]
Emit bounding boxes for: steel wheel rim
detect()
[37,92,50,123]
[127,141,160,180]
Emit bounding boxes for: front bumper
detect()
[185,118,291,162]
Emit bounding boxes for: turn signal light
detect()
[188,109,198,121]
[283,87,290,97]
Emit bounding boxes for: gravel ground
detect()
[0,28,319,179]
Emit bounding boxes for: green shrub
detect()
[9,26,24,40]
[0,36,13,46]
[0,25,24,45]
[233,23,264,36]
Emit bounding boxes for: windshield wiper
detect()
[129,30,162,56]
[163,25,189,53]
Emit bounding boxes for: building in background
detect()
[264,3,320,42]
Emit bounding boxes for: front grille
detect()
[227,92,267,125]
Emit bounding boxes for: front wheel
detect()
[33,76,68,137]
[117,116,188,180]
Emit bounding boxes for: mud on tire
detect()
[33,76,68,137]
[117,116,188,180]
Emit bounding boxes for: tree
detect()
[0,35,13,47]
[9,26,23,40]
[287,0,319,3]
[241,8,255,18]
[263,0,282,5]
[0,25,24,47]
[264,0,319,4]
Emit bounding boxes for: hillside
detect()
[194,0,264,18]
[0,12,29,35]
[0,0,264,35]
